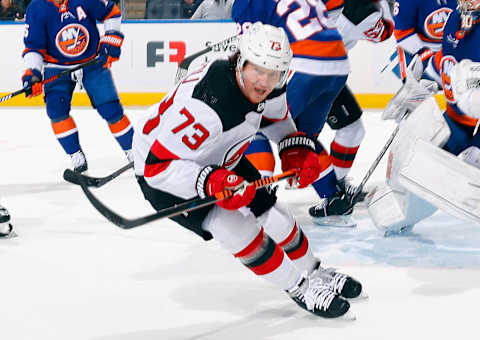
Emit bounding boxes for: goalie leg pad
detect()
[398,139,480,224]
[366,183,437,235]
[388,97,451,187]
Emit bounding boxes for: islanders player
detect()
[392,0,457,80]
[368,0,480,235]
[233,0,354,226]
[21,0,133,172]
[234,0,393,226]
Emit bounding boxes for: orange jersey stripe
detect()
[103,4,122,21]
[325,0,344,11]
[394,28,415,41]
[52,117,76,135]
[446,105,478,127]
[290,39,347,58]
[109,115,131,134]
[434,50,443,71]
[246,152,275,173]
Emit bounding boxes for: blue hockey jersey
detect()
[432,9,480,127]
[394,0,457,53]
[23,0,121,65]
[232,0,349,76]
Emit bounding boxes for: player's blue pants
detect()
[443,113,480,155]
[43,62,133,155]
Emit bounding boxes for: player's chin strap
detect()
[69,169,298,230]
[0,58,101,104]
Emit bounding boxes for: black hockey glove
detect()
[343,0,379,25]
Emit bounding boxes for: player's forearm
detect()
[23,51,44,71]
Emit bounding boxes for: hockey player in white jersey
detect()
[133,23,363,318]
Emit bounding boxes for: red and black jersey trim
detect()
[330,141,359,168]
[234,228,285,275]
[144,140,180,178]
[278,224,309,261]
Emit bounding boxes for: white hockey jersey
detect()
[133,59,296,200]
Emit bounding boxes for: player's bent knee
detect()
[203,206,260,253]
[45,92,72,122]
[258,201,295,240]
[327,86,363,130]
[97,100,124,123]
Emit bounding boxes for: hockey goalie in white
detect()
[367,51,480,236]
[132,23,365,319]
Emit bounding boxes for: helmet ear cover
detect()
[236,22,292,89]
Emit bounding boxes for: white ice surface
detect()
[0,108,479,340]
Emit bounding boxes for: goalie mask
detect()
[237,22,292,89]
[457,0,480,29]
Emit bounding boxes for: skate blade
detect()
[340,310,357,321]
[311,215,356,228]
[0,225,17,239]
[348,291,369,301]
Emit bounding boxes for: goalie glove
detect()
[196,166,256,211]
[99,30,124,69]
[21,68,43,98]
[278,132,321,188]
[382,55,439,122]
[451,59,480,119]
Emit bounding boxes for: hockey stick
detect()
[74,169,297,229]
[174,34,239,83]
[0,58,101,104]
[63,162,133,188]
[350,113,411,204]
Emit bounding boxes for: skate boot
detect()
[287,273,353,319]
[338,178,367,204]
[310,261,364,299]
[70,150,88,173]
[308,188,355,227]
[0,205,15,238]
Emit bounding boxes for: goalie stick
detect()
[174,34,239,83]
[63,162,133,188]
[350,112,410,205]
[0,58,101,104]
[73,169,297,230]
